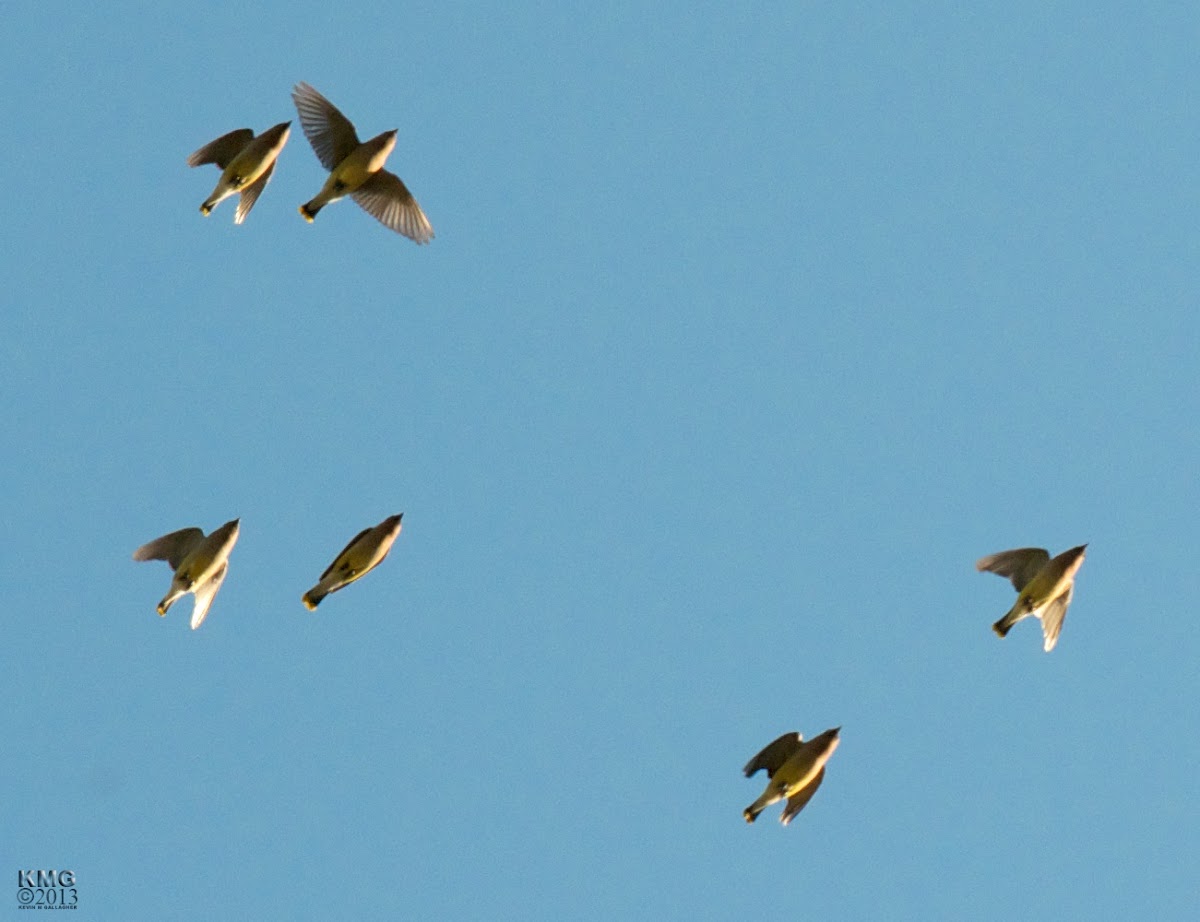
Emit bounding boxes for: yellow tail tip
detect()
[299,205,315,223]
[200,204,213,216]
[302,594,318,611]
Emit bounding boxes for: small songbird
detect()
[976,544,1087,652]
[133,519,241,629]
[291,82,434,243]
[743,727,841,825]
[187,122,291,223]
[302,514,404,610]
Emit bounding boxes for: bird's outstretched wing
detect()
[743,732,803,778]
[133,528,206,569]
[292,82,360,170]
[352,170,435,243]
[187,129,254,169]
[976,547,1050,592]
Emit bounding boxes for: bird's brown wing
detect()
[187,129,254,169]
[743,732,803,778]
[976,547,1050,592]
[291,82,361,170]
[351,170,435,244]
[133,527,206,569]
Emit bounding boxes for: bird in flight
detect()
[976,544,1087,652]
[133,519,241,629]
[303,514,404,610]
[187,123,291,223]
[743,727,841,825]
[291,82,434,243]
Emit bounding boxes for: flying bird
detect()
[976,544,1087,652]
[291,82,434,243]
[133,519,241,629]
[187,122,291,223]
[303,514,404,610]
[743,727,841,825]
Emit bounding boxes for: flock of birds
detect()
[143,83,1091,827]
[133,514,403,629]
[742,543,1086,824]
[186,82,434,243]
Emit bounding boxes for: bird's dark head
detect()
[212,519,241,549]
[364,130,399,170]
[819,727,842,756]
[262,121,292,152]
[1061,544,1088,572]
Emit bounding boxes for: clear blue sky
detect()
[3,2,1198,919]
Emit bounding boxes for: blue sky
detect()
[3,2,1198,918]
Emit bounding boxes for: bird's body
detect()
[976,544,1087,652]
[188,122,291,223]
[743,727,841,825]
[291,82,434,243]
[303,514,403,610]
[133,519,240,629]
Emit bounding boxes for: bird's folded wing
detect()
[781,767,825,825]
[351,171,435,244]
[976,547,1050,592]
[235,159,276,224]
[133,528,206,569]
[291,82,360,170]
[1039,586,1071,652]
[187,129,254,169]
[743,732,803,778]
[319,528,371,581]
[190,561,228,630]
